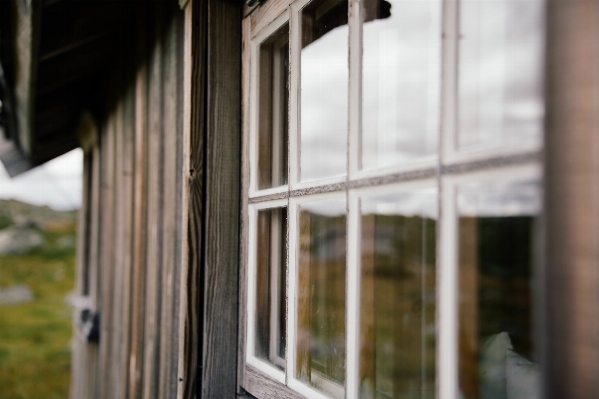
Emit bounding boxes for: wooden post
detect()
[200,0,242,396]
[544,0,599,397]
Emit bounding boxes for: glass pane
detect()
[258,24,289,189]
[360,190,437,399]
[362,0,441,170]
[300,0,348,182]
[296,199,347,398]
[458,0,544,149]
[255,207,288,369]
[457,179,542,399]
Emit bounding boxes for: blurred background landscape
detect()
[0,149,81,399]
[0,199,76,398]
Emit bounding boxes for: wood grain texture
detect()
[237,14,252,395]
[176,4,193,399]
[179,0,206,397]
[110,91,126,399]
[158,7,181,398]
[544,1,599,397]
[116,82,136,399]
[11,0,41,156]
[129,59,149,399]
[244,366,305,399]
[201,0,242,397]
[98,101,117,399]
[142,6,165,396]
[67,6,188,399]
[250,0,292,38]
[88,142,102,399]
[171,10,186,397]
[244,2,259,18]
[70,117,100,399]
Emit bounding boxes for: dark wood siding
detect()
[69,4,188,398]
[69,1,244,397]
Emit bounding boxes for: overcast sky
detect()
[0,149,82,211]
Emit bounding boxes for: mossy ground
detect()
[0,222,76,399]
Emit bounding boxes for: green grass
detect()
[0,222,76,399]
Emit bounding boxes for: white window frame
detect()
[246,199,289,384]
[240,1,545,399]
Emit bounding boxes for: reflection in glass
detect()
[457,180,542,399]
[258,24,289,189]
[360,191,437,399]
[297,200,346,398]
[255,207,287,369]
[362,0,441,170]
[458,0,544,149]
[300,0,348,182]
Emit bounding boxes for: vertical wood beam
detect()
[87,138,102,399]
[169,8,185,398]
[129,56,149,399]
[158,6,182,398]
[544,0,599,398]
[117,82,136,399]
[201,0,242,397]
[110,92,126,398]
[98,104,117,399]
[70,114,100,399]
[142,4,165,397]
[237,14,252,393]
[178,0,205,397]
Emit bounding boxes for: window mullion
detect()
[440,0,459,164]
[348,0,361,179]
[286,199,299,386]
[438,0,460,397]
[345,192,361,399]
[346,0,361,397]
[439,177,459,399]
[288,0,302,189]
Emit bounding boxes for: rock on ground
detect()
[0,224,45,255]
[0,285,34,305]
[56,235,76,249]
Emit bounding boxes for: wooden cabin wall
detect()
[69,3,186,399]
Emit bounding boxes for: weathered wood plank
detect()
[202,0,242,397]
[70,114,99,399]
[10,0,41,157]
[178,0,206,397]
[129,60,149,399]
[88,124,103,399]
[544,1,599,398]
[110,91,126,399]
[244,2,259,18]
[116,82,136,399]
[171,9,186,398]
[170,7,191,399]
[250,0,292,38]
[237,14,252,394]
[98,101,117,399]
[158,6,180,398]
[142,5,165,397]
[244,366,305,399]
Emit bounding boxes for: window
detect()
[241,0,545,398]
